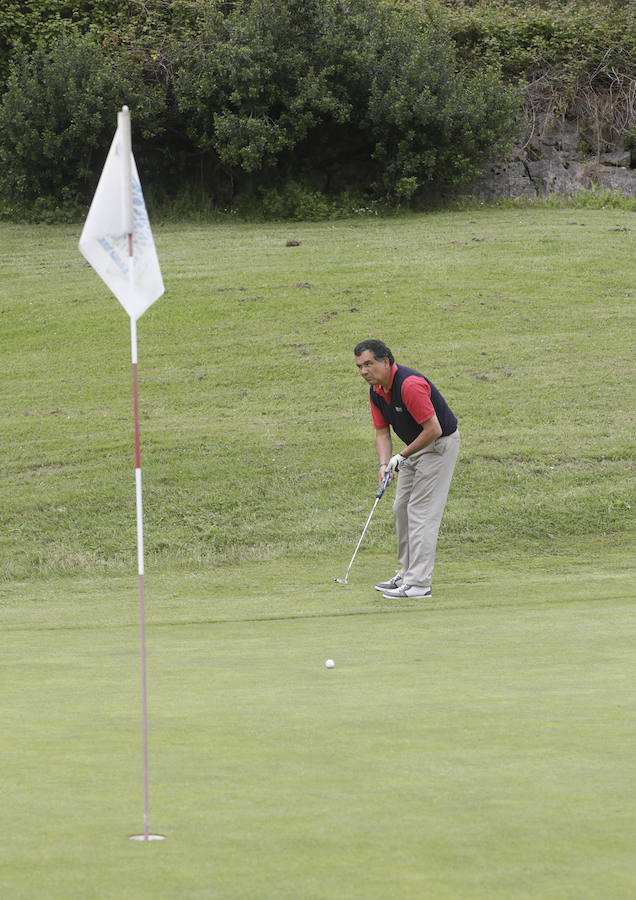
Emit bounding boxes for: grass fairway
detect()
[1,554,635,899]
[0,207,634,896]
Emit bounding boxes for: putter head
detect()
[334,577,348,585]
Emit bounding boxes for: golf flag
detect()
[79,107,164,320]
[79,106,164,842]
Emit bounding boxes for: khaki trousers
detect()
[393,430,460,589]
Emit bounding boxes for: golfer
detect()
[354,339,460,599]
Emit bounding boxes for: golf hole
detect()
[129,834,166,841]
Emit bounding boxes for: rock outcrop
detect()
[470,117,636,202]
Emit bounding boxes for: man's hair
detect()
[354,339,394,366]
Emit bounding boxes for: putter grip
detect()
[376,470,391,499]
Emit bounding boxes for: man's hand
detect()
[386,453,406,473]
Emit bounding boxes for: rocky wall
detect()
[471,117,636,202]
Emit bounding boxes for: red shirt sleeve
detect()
[370,397,389,429]
[401,375,435,424]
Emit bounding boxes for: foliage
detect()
[167,0,519,202]
[444,0,635,78]
[0,0,520,218]
[0,0,128,86]
[2,0,634,218]
[0,26,165,217]
[365,11,519,197]
[254,182,382,220]
[443,0,636,153]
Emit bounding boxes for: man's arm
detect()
[402,414,442,458]
[375,426,393,484]
[386,415,443,473]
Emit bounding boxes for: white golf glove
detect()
[386,453,406,473]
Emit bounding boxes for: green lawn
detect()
[1,208,633,577]
[1,554,634,898]
[0,207,634,897]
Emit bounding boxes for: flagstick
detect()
[127,242,163,845]
[79,105,165,841]
[130,313,150,842]
[121,106,150,842]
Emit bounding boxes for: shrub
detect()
[170,0,520,201]
[0,0,521,216]
[0,1,132,91]
[364,6,520,197]
[0,25,164,217]
[444,0,636,155]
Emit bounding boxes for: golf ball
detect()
[325,659,335,668]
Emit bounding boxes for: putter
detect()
[334,471,392,585]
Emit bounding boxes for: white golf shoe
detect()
[382,583,432,600]
[374,573,403,592]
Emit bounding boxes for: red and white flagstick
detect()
[119,107,154,842]
[130,315,151,842]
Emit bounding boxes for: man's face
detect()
[355,350,391,386]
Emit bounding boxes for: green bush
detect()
[1,0,634,220]
[254,181,382,220]
[0,0,521,217]
[170,0,365,187]
[0,26,164,217]
[0,1,130,89]
[364,6,520,197]
[444,0,636,81]
[444,0,636,152]
[170,0,520,202]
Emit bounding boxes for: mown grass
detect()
[0,209,634,898]
[1,557,635,899]
[0,208,633,579]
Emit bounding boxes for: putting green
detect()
[1,555,634,898]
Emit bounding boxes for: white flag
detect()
[79,108,164,321]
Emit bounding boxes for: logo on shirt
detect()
[394,406,403,412]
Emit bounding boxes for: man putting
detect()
[354,339,460,599]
